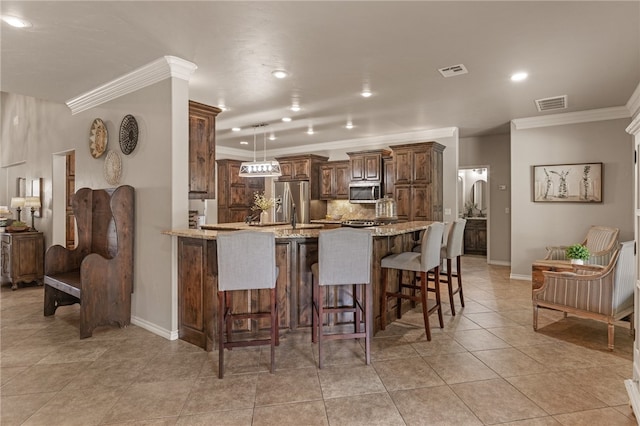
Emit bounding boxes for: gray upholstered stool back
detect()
[420,222,445,271]
[217,230,277,291]
[318,228,372,286]
[444,219,466,259]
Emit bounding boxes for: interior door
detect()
[65,152,76,249]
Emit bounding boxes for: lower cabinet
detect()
[464,218,487,255]
[1,232,44,290]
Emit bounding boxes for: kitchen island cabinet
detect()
[165,222,433,350]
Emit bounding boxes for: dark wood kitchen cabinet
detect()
[464,218,487,255]
[320,161,349,200]
[217,159,264,223]
[189,101,221,200]
[1,231,44,290]
[275,154,329,199]
[347,149,390,182]
[392,142,445,221]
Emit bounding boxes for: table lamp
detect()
[10,197,25,221]
[24,196,41,231]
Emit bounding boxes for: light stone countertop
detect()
[163,221,435,240]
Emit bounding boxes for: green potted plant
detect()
[566,243,590,265]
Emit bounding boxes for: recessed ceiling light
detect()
[306,126,314,135]
[269,133,276,141]
[272,69,289,79]
[231,127,241,132]
[282,117,292,122]
[240,141,248,145]
[345,121,354,129]
[511,72,528,82]
[361,90,372,98]
[290,104,301,112]
[1,15,32,28]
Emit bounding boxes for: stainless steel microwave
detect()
[348,182,381,203]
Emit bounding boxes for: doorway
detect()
[458,166,489,259]
[51,150,75,248]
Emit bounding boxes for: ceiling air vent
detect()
[438,64,468,78]
[535,95,568,112]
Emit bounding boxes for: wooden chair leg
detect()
[434,266,444,328]
[270,287,277,373]
[381,268,388,331]
[218,290,225,379]
[608,321,615,351]
[318,285,324,369]
[457,256,464,307]
[365,283,372,365]
[444,259,455,316]
[420,272,432,341]
[532,304,538,331]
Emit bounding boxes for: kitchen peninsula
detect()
[164,221,434,351]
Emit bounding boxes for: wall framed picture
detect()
[533,162,602,203]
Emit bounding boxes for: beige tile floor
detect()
[1,256,637,425]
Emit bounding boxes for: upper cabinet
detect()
[391,142,445,221]
[275,154,329,199]
[347,149,391,182]
[217,159,264,223]
[320,161,350,200]
[189,101,221,200]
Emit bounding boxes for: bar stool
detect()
[311,228,373,369]
[438,218,466,316]
[381,222,445,341]
[216,230,279,379]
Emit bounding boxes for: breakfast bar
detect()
[164,221,434,351]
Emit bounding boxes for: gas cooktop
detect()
[341,218,398,228]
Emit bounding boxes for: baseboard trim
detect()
[510,273,531,281]
[488,260,510,266]
[131,315,179,340]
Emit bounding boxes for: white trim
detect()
[511,106,631,130]
[131,315,179,340]
[627,82,640,118]
[266,127,458,157]
[65,56,197,115]
[509,273,531,281]
[0,160,26,168]
[625,379,640,420]
[488,260,510,267]
[216,146,256,160]
[626,113,640,135]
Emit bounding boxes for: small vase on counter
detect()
[260,211,268,225]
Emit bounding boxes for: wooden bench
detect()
[43,185,134,338]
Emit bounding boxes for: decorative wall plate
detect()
[89,118,108,158]
[119,114,138,155]
[104,150,122,186]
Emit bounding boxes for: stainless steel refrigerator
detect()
[273,181,310,225]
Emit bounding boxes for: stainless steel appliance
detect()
[274,181,310,224]
[348,182,381,204]
[341,218,398,228]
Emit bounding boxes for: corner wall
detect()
[510,117,633,278]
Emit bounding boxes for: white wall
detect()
[1,78,187,337]
[510,118,633,277]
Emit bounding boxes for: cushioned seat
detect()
[381,222,445,341]
[216,230,279,378]
[311,228,373,369]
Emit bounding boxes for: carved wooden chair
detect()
[44,185,134,338]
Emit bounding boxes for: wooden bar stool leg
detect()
[420,272,432,341]
[225,292,233,346]
[457,256,464,307]
[318,286,324,369]
[434,266,444,328]
[381,268,388,330]
[270,287,277,373]
[312,275,317,343]
[354,283,361,334]
[365,283,372,365]
[218,290,225,379]
[447,258,456,316]
[396,270,403,320]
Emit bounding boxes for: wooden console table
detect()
[1,231,44,290]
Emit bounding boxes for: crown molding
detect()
[511,106,631,130]
[267,127,459,157]
[66,56,197,115]
[627,81,640,119]
[626,113,640,135]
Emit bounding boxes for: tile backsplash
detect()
[326,200,375,220]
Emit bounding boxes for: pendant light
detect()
[239,123,282,178]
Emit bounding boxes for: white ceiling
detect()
[2,1,639,152]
